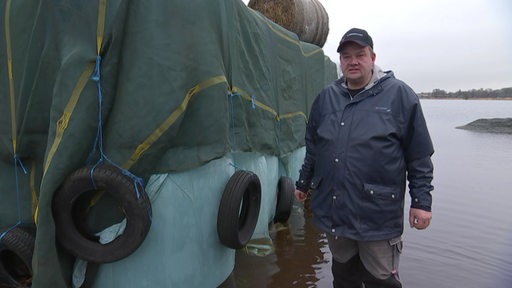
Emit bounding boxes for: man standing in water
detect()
[294,28,434,288]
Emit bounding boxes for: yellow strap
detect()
[39,64,94,223]
[34,206,38,225]
[251,11,323,57]
[123,79,307,169]
[29,161,39,224]
[232,86,278,119]
[123,75,229,169]
[231,86,307,122]
[5,0,17,154]
[43,63,95,177]
[39,0,106,222]
[280,111,307,122]
[96,0,106,54]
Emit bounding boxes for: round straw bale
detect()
[248,0,329,47]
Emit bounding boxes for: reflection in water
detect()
[232,201,333,287]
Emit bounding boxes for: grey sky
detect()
[244,0,512,93]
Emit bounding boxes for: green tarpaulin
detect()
[1,0,336,286]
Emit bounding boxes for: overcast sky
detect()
[243,0,512,93]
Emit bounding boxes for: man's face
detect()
[339,42,376,89]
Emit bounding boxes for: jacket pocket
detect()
[363,183,401,201]
[361,183,403,231]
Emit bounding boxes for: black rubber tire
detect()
[217,170,261,249]
[0,226,35,288]
[273,176,295,223]
[52,164,152,263]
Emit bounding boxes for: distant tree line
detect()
[418,87,512,99]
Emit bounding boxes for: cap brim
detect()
[337,40,369,52]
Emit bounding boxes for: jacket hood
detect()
[339,64,389,90]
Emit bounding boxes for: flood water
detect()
[232,99,512,288]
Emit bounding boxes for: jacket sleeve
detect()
[403,94,434,211]
[295,100,319,192]
[407,156,434,211]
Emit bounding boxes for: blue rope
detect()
[13,155,27,225]
[250,94,256,109]
[0,225,16,241]
[228,92,239,169]
[88,56,145,200]
[276,119,281,152]
[1,155,28,241]
[227,92,259,170]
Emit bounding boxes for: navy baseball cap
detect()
[337,28,373,52]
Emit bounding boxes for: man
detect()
[294,28,434,288]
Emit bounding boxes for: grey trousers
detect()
[326,234,402,288]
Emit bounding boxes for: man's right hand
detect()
[294,189,307,202]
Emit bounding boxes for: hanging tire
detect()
[0,225,35,288]
[273,176,295,223]
[217,170,261,249]
[52,164,152,263]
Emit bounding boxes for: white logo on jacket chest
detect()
[375,106,391,112]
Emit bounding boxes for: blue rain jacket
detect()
[296,67,434,241]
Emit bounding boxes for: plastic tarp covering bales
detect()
[1,0,337,287]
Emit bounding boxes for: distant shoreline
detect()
[417,87,512,100]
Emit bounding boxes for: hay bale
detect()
[248,0,329,47]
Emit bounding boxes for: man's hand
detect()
[294,189,307,202]
[409,208,432,230]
